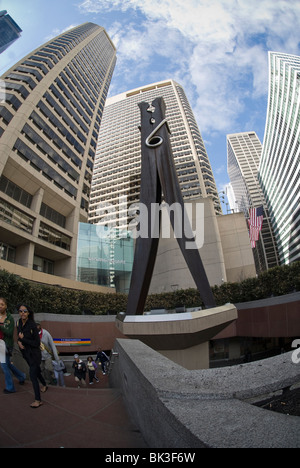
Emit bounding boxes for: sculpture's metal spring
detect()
[145,118,171,148]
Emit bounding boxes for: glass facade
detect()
[258,52,300,264]
[0,11,22,54]
[77,223,134,293]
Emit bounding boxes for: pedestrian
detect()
[87,356,99,385]
[96,347,109,375]
[36,323,60,385]
[17,303,47,408]
[72,354,87,388]
[52,359,66,387]
[0,298,26,394]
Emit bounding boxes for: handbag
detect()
[40,341,54,358]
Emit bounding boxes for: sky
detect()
[1,0,300,209]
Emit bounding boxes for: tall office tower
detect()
[258,52,300,265]
[0,23,116,280]
[0,10,22,54]
[89,80,222,230]
[227,131,279,272]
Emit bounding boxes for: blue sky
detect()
[1,0,300,206]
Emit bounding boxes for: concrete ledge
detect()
[0,259,114,293]
[109,339,300,448]
[12,313,117,323]
[235,291,300,309]
[116,304,237,350]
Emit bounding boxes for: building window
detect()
[38,222,71,251]
[0,198,34,233]
[33,255,54,275]
[0,242,16,263]
[0,175,33,208]
[40,203,66,228]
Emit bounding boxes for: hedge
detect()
[0,262,299,315]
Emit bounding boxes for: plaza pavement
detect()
[0,372,147,448]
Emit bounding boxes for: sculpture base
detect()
[116,304,237,369]
[158,342,209,370]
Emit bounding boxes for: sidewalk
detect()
[0,373,147,448]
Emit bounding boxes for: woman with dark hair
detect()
[17,303,47,408]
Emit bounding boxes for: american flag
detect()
[248,206,264,248]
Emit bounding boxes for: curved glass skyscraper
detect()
[258,52,300,264]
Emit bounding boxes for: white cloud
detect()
[78,0,300,134]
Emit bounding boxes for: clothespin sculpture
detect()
[126,97,216,315]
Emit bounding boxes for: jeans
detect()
[100,361,108,374]
[54,370,65,387]
[1,354,26,392]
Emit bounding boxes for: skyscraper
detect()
[0,10,22,54]
[0,23,116,280]
[227,131,279,272]
[258,52,300,265]
[89,80,222,229]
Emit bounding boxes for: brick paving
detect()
[0,373,147,448]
